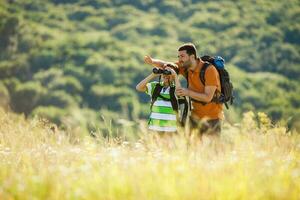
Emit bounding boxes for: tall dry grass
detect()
[0,109,299,200]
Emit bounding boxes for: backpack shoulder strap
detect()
[169,85,178,112]
[200,62,211,85]
[150,83,163,109]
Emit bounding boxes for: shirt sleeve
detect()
[205,66,219,87]
[145,82,157,96]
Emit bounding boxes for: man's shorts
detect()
[189,117,221,136]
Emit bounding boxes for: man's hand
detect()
[176,87,189,97]
[144,55,153,65]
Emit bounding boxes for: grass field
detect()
[0,109,299,200]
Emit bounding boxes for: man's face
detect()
[178,50,192,68]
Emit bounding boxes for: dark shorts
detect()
[189,117,221,136]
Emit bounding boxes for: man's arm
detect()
[176,65,219,102]
[136,73,159,92]
[176,86,217,103]
[144,55,170,68]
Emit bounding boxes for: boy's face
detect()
[162,74,174,85]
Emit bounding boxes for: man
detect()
[144,43,223,136]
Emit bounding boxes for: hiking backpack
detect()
[185,55,234,109]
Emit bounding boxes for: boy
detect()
[136,64,181,134]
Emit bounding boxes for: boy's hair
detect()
[178,43,198,59]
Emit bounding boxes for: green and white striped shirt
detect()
[146,82,177,132]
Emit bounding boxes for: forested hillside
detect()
[0,0,299,134]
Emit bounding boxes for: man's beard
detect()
[182,60,192,69]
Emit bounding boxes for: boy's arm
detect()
[144,55,170,68]
[173,74,181,88]
[136,73,159,92]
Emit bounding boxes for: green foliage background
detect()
[0,0,299,134]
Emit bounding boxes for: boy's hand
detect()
[165,66,177,77]
[150,72,160,78]
[144,55,153,65]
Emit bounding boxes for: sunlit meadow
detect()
[0,109,300,200]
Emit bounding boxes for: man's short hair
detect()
[178,43,198,59]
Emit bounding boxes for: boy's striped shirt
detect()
[146,82,177,132]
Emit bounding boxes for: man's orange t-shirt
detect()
[177,59,224,120]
